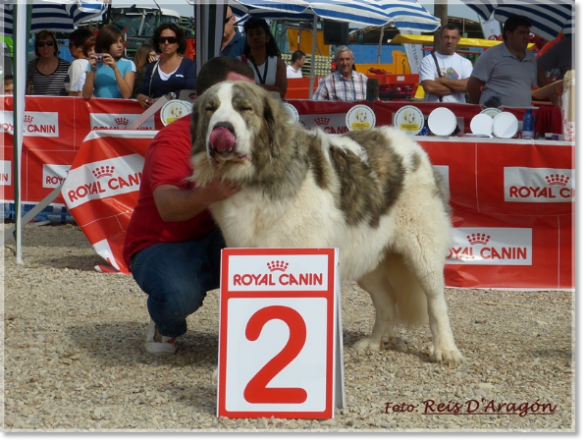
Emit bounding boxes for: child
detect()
[67,28,95,96]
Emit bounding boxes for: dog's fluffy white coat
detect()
[191,81,463,364]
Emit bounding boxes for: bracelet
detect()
[91,67,97,72]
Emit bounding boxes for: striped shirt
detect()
[27,58,71,96]
[312,70,368,101]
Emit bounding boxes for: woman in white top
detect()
[67,29,95,96]
[286,50,306,79]
[237,17,287,98]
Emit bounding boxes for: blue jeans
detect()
[130,227,225,337]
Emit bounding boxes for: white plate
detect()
[428,107,457,136]
[346,104,376,131]
[282,102,299,123]
[480,107,502,118]
[470,113,494,136]
[160,100,193,126]
[492,111,518,139]
[394,105,424,135]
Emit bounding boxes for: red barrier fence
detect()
[1,96,574,289]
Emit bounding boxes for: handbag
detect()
[148,58,161,98]
[431,52,443,103]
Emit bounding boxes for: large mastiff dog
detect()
[191,81,463,365]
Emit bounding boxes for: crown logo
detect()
[314,117,330,126]
[115,117,129,127]
[24,115,33,123]
[545,174,570,186]
[267,260,289,272]
[467,233,490,245]
[92,165,115,179]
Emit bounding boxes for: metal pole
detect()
[308,14,318,99]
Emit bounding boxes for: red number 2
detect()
[243,305,308,404]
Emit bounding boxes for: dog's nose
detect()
[210,123,236,152]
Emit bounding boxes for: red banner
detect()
[2,96,575,288]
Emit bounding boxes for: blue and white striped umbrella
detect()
[375,0,441,33]
[462,0,574,40]
[231,0,393,27]
[1,0,106,36]
[231,0,440,33]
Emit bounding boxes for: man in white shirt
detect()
[419,24,473,103]
[286,50,306,78]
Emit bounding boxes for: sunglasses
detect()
[37,41,55,47]
[224,15,234,24]
[158,36,178,44]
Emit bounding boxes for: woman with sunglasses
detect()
[26,30,71,96]
[237,18,287,99]
[82,25,136,100]
[136,23,196,108]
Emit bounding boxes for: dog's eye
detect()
[204,105,217,112]
[237,105,253,112]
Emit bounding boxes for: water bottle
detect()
[522,108,535,139]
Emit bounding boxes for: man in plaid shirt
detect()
[313,45,368,101]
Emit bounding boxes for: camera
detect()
[94,53,104,62]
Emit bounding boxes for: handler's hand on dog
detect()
[202,178,241,203]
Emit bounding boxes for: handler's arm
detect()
[153,179,240,222]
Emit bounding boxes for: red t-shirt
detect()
[123,115,216,267]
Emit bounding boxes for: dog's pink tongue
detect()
[210,127,235,152]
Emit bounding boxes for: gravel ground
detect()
[1,223,575,432]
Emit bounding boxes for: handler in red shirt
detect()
[123,57,255,354]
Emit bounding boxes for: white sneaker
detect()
[145,320,178,354]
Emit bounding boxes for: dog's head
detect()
[190,81,293,185]
[355,109,368,123]
[403,110,416,124]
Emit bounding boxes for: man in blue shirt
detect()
[220,6,245,58]
[467,15,537,108]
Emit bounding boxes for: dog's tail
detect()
[386,253,429,327]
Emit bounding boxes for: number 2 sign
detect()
[217,248,345,419]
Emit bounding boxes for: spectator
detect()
[313,46,368,101]
[536,37,573,106]
[136,23,196,108]
[237,17,287,98]
[419,24,472,103]
[467,15,537,108]
[220,6,246,58]
[82,25,136,99]
[133,44,157,98]
[122,57,256,354]
[67,28,95,97]
[3,75,13,95]
[287,50,306,78]
[27,30,70,96]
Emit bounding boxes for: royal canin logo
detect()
[467,233,490,245]
[545,174,570,186]
[1,112,59,137]
[92,166,116,179]
[24,115,34,123]
[114,117,129,127]
[315,117,330,126]
[505,167,574,202]
[267,260,288,272]
[233,259,323,287]
[66,165,141,203]
[447,228,532,265]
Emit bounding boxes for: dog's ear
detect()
[262,93,290,160]
[190,100,206,156]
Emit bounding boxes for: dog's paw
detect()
[353,337,383,352]
[428,344,465,366]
